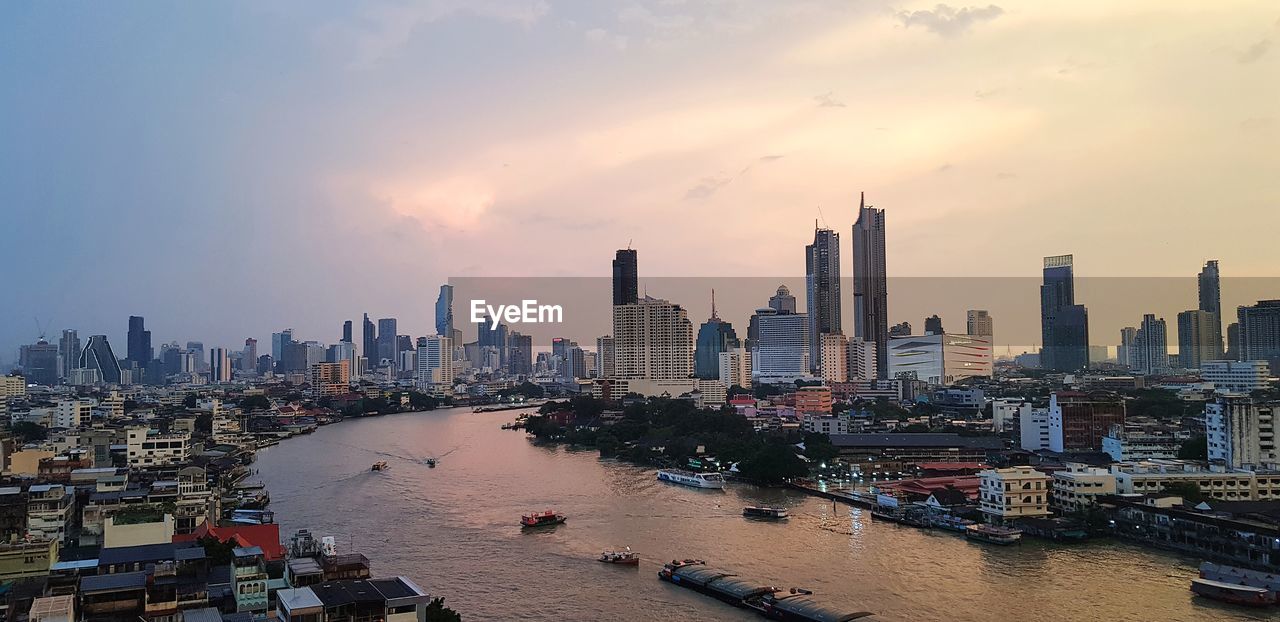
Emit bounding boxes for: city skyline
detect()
[3,1,1278,359]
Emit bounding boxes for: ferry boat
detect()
[520,510,566,529]
[965,524,1022,545]
[1194,562,1280,606]
[1191,578,1274,607]
[658,559,873,621]
[425,458,437,468]
[743,507,788,520]
[929,514,976,533]
[657,469,725,489]
[371,461,388,471]
[599,547,639,565]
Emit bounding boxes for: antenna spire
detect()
[710,289,718,320]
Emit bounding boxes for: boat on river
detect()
[599,547,639,565]
[743,507,789,520]
[425,458,437,467]
[658,559,873,621]
[521,510,566,529]
[965,524,1022,545]
[1192,562,1280,606]
[657,469,724,489]
[371,461,388,471]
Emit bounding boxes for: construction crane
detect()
[32,317,51,341]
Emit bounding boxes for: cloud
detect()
[1237,37,1271,64]
[585,27,629,50]
[1240,117,1274,132]
[685,155,784,200]
[934,163,953,173]
[896,4,1004,37]
[814,91,846,107]
[974,87,1001,100]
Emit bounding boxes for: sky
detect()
[2,0,1278,362]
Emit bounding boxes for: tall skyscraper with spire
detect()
[695,290,738,379]
[1197,259,1224,359]
[612,248,638,306]
[436,284,455,337]
[1040,254,1090,371]
[362,313,377,365]
[806,224,841,373]
[851,192,888,378]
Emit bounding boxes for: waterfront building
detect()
[795,386,833,415]
[1050,464,1117,514]
[1109,459,1280,501]
[885,333,993,386]
[694,293,738,380]
[978,467,1052,522]
[1040,254,1090,372]
[718,347,750,389]
[276,577,432,622]
[79,335,122,385]
[1103,495,1280,572]
[309,362,351,398]
[806,225,842,373]
[1201,360,1270,395]
[966,310,993,338]
[1048,391,1125,452]
[1019,407,1051,451]
[612,248,638,306]
[851,193,888,378]
[1238,300,1280,373]
[1206,396,1279,469]
[818,333,848,383]
[1131,314,1168,375]
[126,427,191,468]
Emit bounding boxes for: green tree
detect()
[197,535,237,565]
[238,394,272,411]
[407,391,438,410]
[183,394,200,408]
[425,598,462,622]
[1177,435,1208,460]
[11,421,47,443]
[1160,481,1205,504]
[801,432,839,464]
[737,442,808,484]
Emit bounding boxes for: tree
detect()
[727,384,751,397]
[183,394,200,408]
[11,421,47,443]
[425,598,462,622]
[1160,481,1205,504]
[753,384,783,400]
[196,535,237,565]
[736,442,808,484]
[239,394,272,411]
[407,391,438,410]
[801,432,839,465]
[1178,435,1208,460]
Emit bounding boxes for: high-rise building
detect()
[1227,322,1241,361]
[887,333,993,386]
[1199,260,1222,315]
[79,335,122,385]
[1118,326,1137,368]
[1048,391,1125,452]
[342,320,353,344]
[612,249,639,306]
[1206,396,1278,469]
[127,316,152,366]
[595,336,615,379]
[362,314,377,365]
[818,333,848,383]
[612,296,693,380]
[848,340,878,381]
[1040,254,1089,372]
[806,226,841,372]
[20,339,59,386]
[1178,309,1220,370]
[185,342,206,372]
[923,315,944,335]
[508,332,533,377]
[415,336,454,387]
[271,329,294,362]
[1238,300,1280,374]
[768,284,797,315]
[694,292,738,379]
[58,329,80,381]
[752,311,809,380]
[966,310,993,338]
[210,348,231,383]
[436,285,455,337]
[1130,314,1169,375]
[242,338,258,373]
[377,318,398,367]
[851,193,888,378]
[718,347,751,389]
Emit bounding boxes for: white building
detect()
[53,399,92,429]
[819,333,848,384]
[718,348,751,389]
[991,399,1028,434]
[978,467,1052,522]
[414,336,454,387]
[886,333,993,386]
[752,312,809,381]
[612,296,694,380]
[802,415,850,436]
[27,484,73,542]
[1202,360,1271,395]
[126,427,191,468]
[1206,396,1278,469]
[1050,464,1116,514]
[1101,424,1183,461]
[1019,407,1051,451]
[1109,459,1280,501]
[847,339,878,381]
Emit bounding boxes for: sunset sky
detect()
[2,0,1277,358]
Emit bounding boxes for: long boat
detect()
[658,559,873,621]
[657,469,725,489]
[1191,578,1274,607]
[965,524,1022,545]
[1194,562,1280,606]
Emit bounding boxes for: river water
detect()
[252,407,1265,621]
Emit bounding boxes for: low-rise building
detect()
[1019,407,1051,452]
[801,415,850,436]
[1110,459,1280,501]
[978,466,1052,522]
[1202,360,1271,395]
[794,386,833,414]
[1102,423,1184,461]
[126,427,190,468]
[1051,464,1117,514]
[276,577,432,622]
[26,483,72,543]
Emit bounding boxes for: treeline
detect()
[523,396,837,484]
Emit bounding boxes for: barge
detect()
[744,507,789,520]
[657,469,725,489]
[1193,562,1280,606]
[965,524,1022,545]
[658,559,873,621]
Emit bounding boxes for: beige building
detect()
[0,540,58,581]
[0,376,26,400]
[1110,459,1280,501]
[612,296,693,380]
[979,466,1052,522]
[126,427,191,468]
[1050,464,1117,514]
[103,514,175,548]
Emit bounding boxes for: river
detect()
[251,407,1265,621]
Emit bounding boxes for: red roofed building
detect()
[877,475,980,502]
[173,523,286,561]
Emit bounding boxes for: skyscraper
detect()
[362,314,377,365]
[612,249,638,306]
[20,338,59,386]
[806,226,841,372]
[436,284,455,337]
[966,310,993,338]
[1177,309,1219,369]
[612,296,693,380]
[1199,260,1222,316]
[127,315,152,366]
[1238,300,1280,373]
[210,347,231,383]
[923,315,944,335]
[1040,254,1089,372]
[58,329,80,380]
[415,335,454,386]
[80,335,122,384]
[1118,326,1137,368]
[768,284,797,314]
[1132,313,1169,375]
[243,338,258,372]
[852,192,888,378]
[1193,260,1225,360]
[342,320,353,344]
[377,318,397,367]
[508,332,534,377]
[595,335,615,379]
[694,291,738,379]
[752,311,809,379]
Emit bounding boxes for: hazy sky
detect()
[2,1,1278,361]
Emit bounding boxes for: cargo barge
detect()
[658,559,873,621]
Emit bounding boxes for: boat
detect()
[929,514,976,533]
[371,461,388,471]
[658,559,873,621]
[743,507,789,520]
[965,524,1022,545]
[425,458,437,468]
[1191,578,1274,607]
[657,469,725,489]
[520,510,566,529]
[599,547,639,565]
[1196,562,1280,605]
